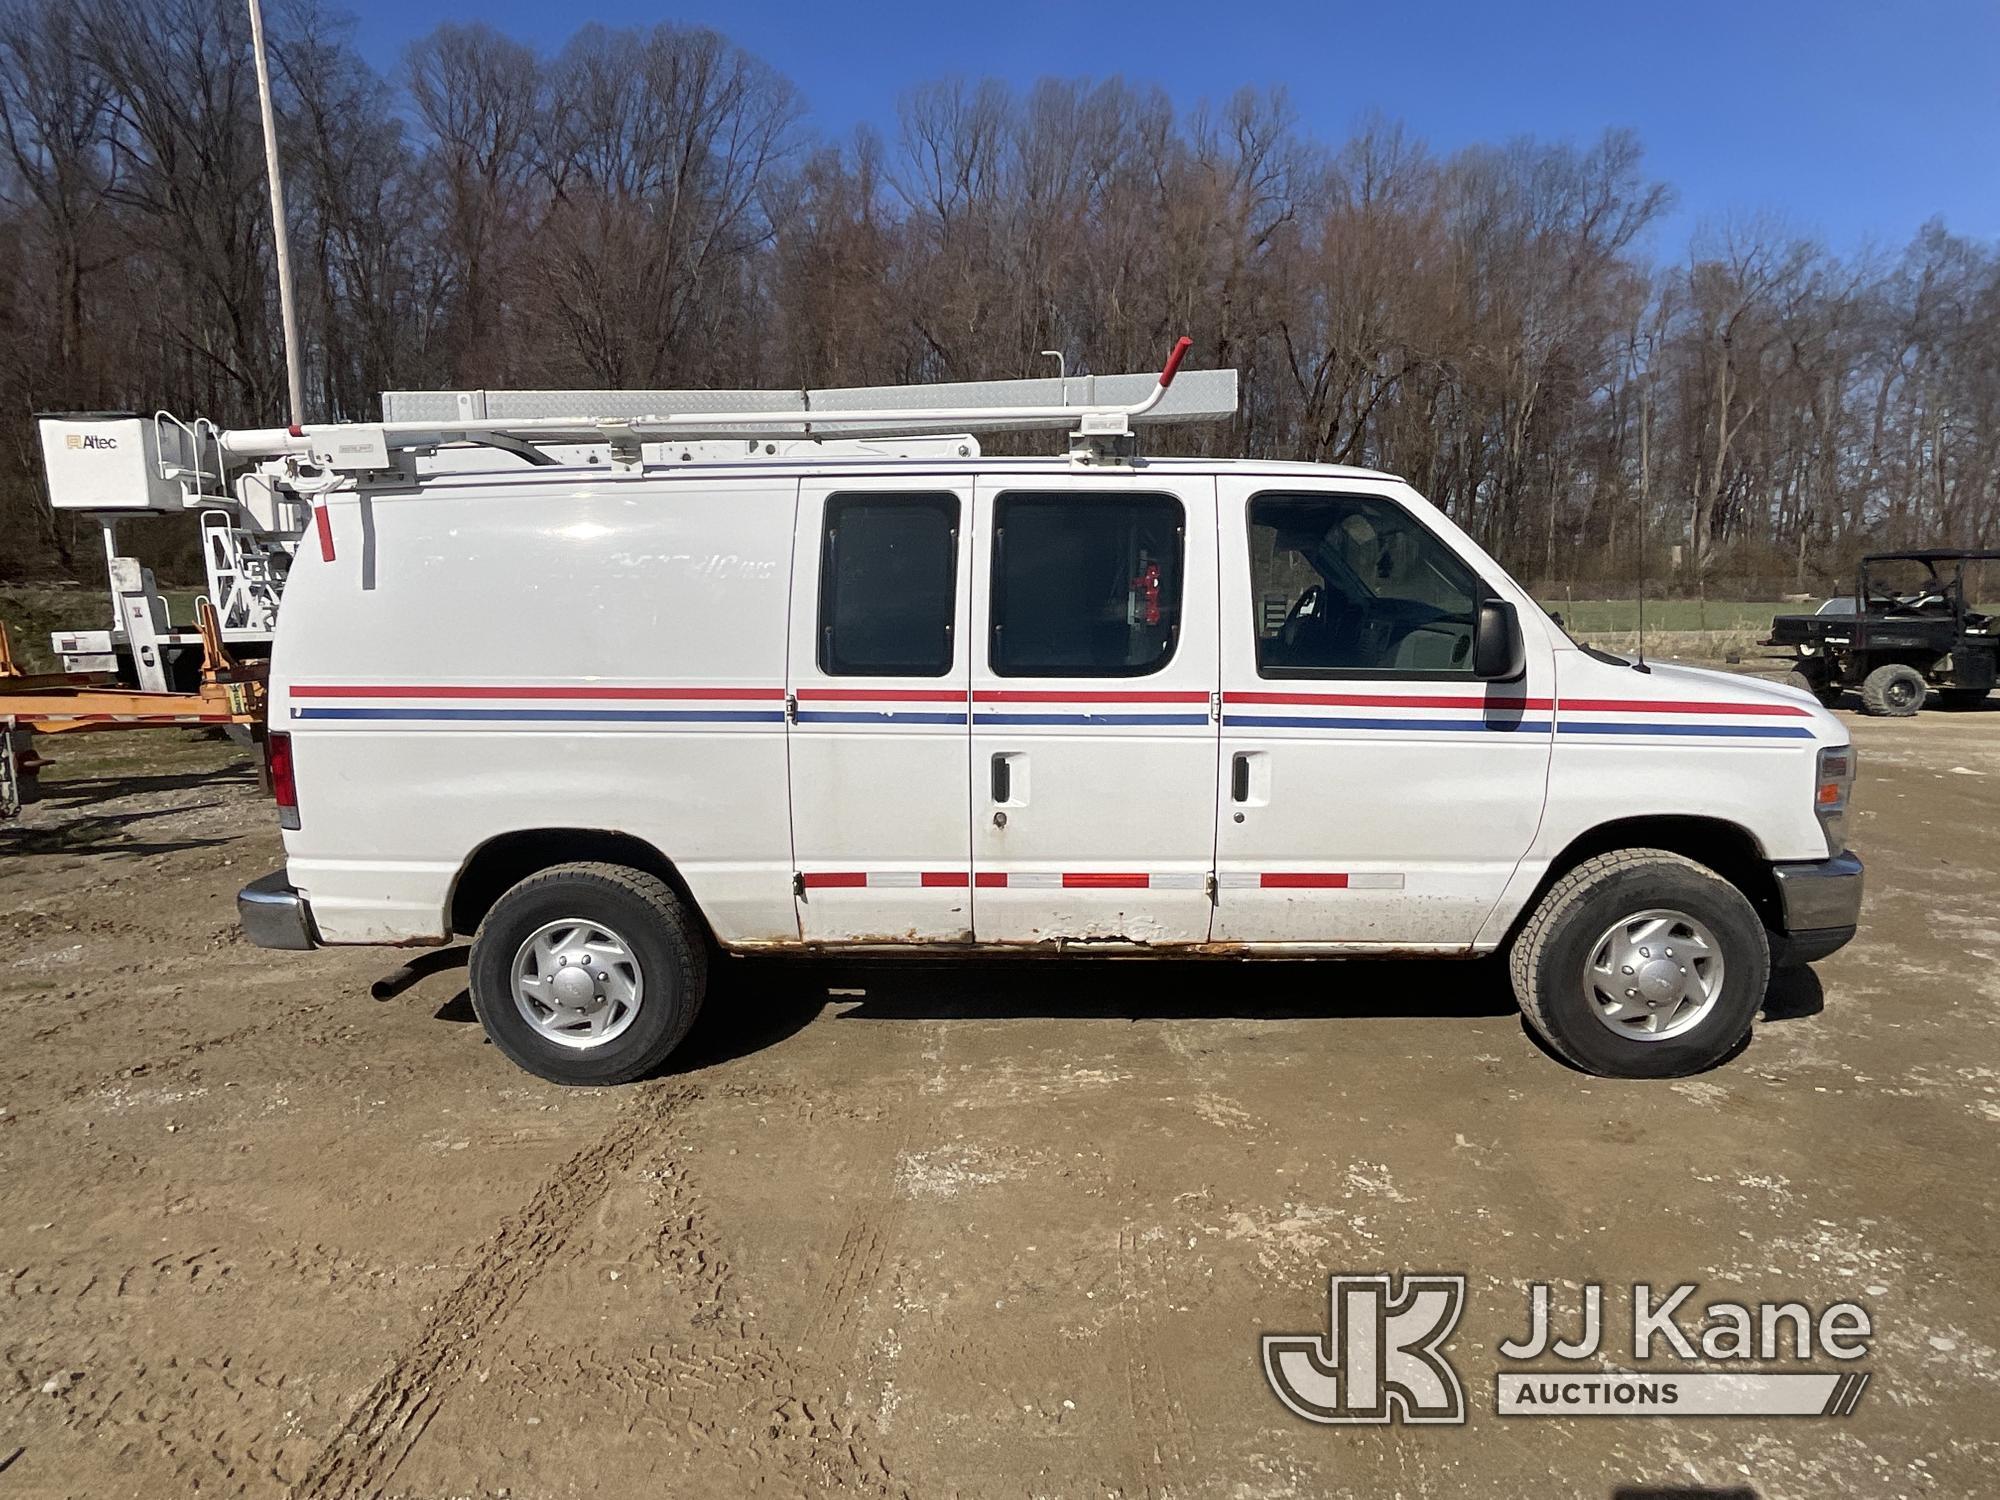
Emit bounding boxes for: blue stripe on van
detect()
[796,710,967,725]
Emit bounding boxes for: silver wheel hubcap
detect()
[510,919,643,1049]
[1583,908,1724,1042]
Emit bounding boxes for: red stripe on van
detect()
[1225,691,1552,710]
[973,690,1209,704]
[921,871,971,887]
[1061,872,1150,888]
[801,872,868,889]
[1260,872,1350,889]
[290,684,786,700]
[1557,697,1810,717]
[974,872,1008,888]
[796,688,969,702]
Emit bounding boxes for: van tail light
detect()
[267,731,301,830]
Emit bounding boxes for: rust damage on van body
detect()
[722,934,1486,960]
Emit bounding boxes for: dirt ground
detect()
[3,705,1998,1499]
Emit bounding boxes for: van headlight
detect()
[1815,745,1854,856]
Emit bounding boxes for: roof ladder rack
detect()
[213,338,1235,471]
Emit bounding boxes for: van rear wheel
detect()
[1508,850,1769,1078]
[468,862,706,1086]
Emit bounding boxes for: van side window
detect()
[819,494,959,677]
[1249,493,1480,676]
[991,493,1183,677]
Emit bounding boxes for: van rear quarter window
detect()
[819,493,958,676]
[991,493,1183,676]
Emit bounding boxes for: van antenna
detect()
[1635,490,1648,671]
[1633,375,1653,673]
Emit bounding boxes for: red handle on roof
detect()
[1159,336,1192,388]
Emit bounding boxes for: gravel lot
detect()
[2,706,1997,1498]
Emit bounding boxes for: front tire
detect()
[1508,850,1770,1078]
[468,862,707,1085]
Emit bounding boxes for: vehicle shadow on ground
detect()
[803,953,1520,1022]
[382,948,1829,1077]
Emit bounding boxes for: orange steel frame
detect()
[0,598,267,735]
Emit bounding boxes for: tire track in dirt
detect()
[798,1214,888,1357]
[287,1082,693,1500]
[1115,1223,1199,1499]
[425,1150,912,1499]
[1113,1020,1217,1498]
[2,1330,323,1496]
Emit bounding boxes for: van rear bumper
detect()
[238,870,320,951]
[1767,851,1863,968]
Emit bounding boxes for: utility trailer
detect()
[0,600,267,817]
[1767,550,1999,716]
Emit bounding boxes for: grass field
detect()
[1533,597,1813,634]
[0,584,204,674]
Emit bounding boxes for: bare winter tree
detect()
[1,0,1995,589]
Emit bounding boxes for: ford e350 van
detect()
[230,348,1861,1084]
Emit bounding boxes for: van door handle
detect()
[1231,752,1251,803]
[991,754,1011,804]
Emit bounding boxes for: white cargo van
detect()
[234,352,1860,1084]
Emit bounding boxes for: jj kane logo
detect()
[1262,1274,1468,1424]
[1264,1274,1874,1426]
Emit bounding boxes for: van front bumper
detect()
[1768,851,1863,967]
[238,870,320,951]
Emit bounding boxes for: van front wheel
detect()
[468,862,707,1086]
[1508,850,1769,1078]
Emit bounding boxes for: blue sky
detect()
[339,0,1999,261]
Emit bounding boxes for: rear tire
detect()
[1939,687,1990,710]
[1860,663,1927,717]
[1508,850,1770,1078]
[468,862,707,1086]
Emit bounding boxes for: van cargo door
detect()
[787,478,975,942]
[968,474,1221,946]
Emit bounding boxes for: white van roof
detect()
[395,452,1405,489]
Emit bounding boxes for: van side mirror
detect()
[1473,597,1525,680]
